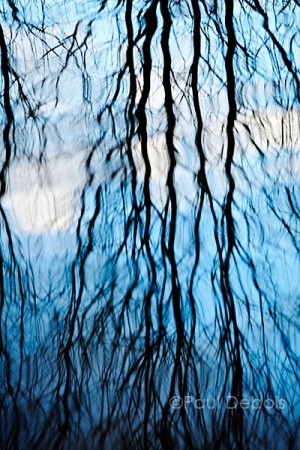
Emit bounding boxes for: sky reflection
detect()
[0,1,299,449]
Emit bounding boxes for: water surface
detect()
[0,1,299,448]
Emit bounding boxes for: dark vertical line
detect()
[135,3,159,447]
[223,1,243,448]
[187,1,208,442]
[0,24,14,198]
[135,0,158,285]
[125,0,139,261]
[160,0,183,361]
[160,0,183,350]
[160,1,194,447]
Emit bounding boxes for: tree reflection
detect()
[0,0,299,449]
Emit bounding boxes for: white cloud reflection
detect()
[2,100,299,235]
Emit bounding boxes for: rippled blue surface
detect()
[0,1,299,448]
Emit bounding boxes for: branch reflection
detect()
[0,1,299,449]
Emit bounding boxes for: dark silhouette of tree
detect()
[0,0,299,449]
